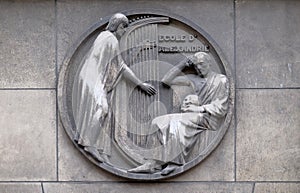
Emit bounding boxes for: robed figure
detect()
[72,13,156,163]
[129,52,229,175]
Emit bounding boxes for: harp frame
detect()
[114,16,170,165]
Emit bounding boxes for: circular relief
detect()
[58,10,234,180]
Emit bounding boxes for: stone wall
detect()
[0,0,299,192]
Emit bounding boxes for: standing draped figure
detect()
[72,13,156,163]
[72,30,124,157]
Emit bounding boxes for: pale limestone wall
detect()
[0,0,299,192]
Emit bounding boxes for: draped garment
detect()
[72,31,125,156]
[150,72,229,164]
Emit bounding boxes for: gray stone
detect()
[43,182,253,193]
[236,89,300,181]
[236,0,300,88]
[58,120,234,181]
[0,183,42,193]
[58,4,234,180]
[0,0,55,88]
[0,90,56,181]
[254,183,300,193]
[58,122,122,181]
[57,0,233,70]
[168,117,235,181]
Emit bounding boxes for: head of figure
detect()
[106,13,129,39]
[192,52,211,77]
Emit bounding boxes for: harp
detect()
[114,16,172,164]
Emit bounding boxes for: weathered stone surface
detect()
[0,90,56,181]
[43,182,253,193]
[236,0,300,88]
[58,122,122,181]
[236,89,300,181]
[57,0,234,181]
[254,183,300,193]
[0,0,55,88]
[169,117,235,181]
[57,0,233,69]
[58,120,234,181]
[0,183,42,193]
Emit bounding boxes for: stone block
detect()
[236,89,300,181]
[0,0,55,88]
[57,0,233,70]
[0,90,56,181]
[58,122,122,181]
[254,183,300,193]
[43,182,253,193]
[236,0,300,88]
[0,183,42,193]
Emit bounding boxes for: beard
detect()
[195,68,205,78]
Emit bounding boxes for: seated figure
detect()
[128,52,229,175]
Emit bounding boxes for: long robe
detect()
[72,31,125,156]
[150,72,229,164]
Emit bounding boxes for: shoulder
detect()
[214,73,228,85]
[94,31,118,45]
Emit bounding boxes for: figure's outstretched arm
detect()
[122,65,157,95]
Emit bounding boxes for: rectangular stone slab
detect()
[0,183,42,193]
[0,0,55,88]
[254,183,300,193]
[43,182,253,193]
[0,90,56,181]
[236,89,300,181]
[236,0,300,88]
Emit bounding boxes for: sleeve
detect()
[202,75,229,117]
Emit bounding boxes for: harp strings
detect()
[126,24,159,147]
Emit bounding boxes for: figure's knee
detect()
[151,116,164,125]
[197,113,204,123]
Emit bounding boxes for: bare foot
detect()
[161,164,177,176]
[84,146,104,163]
[101,153,112,166]
[128,160,156,173]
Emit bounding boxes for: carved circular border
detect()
[58,9,235,180]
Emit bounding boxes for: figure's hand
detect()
[181,104,205,113]
[185,55,197,67]
[138,82,157,96]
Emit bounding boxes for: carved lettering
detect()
[158,35,196,42]
[189,35,195,42]
[159,45,209,53]
[159,35,186,42]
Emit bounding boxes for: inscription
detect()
[158,33,208,53]
[159,45,209,53]
[159,34,196,42]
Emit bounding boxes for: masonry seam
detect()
[41,182,45,193]
[0,88,55,90]
[233,0,237,182]
[252,182,256,193]
[54,0,59,182]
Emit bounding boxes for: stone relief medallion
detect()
[58,10,234,180]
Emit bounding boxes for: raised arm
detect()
[161,57,191,86]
